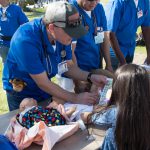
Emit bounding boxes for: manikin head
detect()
[19,98,38,112]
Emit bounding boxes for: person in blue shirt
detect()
[3,1,107,111]
[105,0,150,69]
[0,0,28,63]
[70,0,113,93]
[100,64,150,150]
[72,0,112,72]
[0,134,18,150]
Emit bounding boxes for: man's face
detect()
[80,0,99,11]
[53,27,72,45]
[48,12,80,45]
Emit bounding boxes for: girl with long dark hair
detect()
[100,64,150,150]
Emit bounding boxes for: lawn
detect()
[25,7,45,20]
[0,5,147,114]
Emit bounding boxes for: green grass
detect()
[25,8,45,21]
[0,62,8,114]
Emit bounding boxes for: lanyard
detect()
[75,3,98,36]
[60,45,66,62]
[40,22,52,78]
[0,5,9,16]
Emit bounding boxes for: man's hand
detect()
[75,92,99,105]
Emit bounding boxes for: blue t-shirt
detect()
[105,0,150,57]
[92,106,117,127]
[3,18,67,101]
[0,4,29,47]
[0,134,18,150]
[100,127,117,150]
[93,107,117,150]
[72,1,107,71]
[56,42,72,78]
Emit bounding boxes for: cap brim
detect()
[63,24,87,39]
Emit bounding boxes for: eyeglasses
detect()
[53,17,82,28]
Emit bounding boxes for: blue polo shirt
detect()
[0,135,18,150]
[72,1,107,72]
[2,18,63,101]
[0,4,29,47]
[105,0,150,57]
[55,42,72,78]
[56,42,72,63]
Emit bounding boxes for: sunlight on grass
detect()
[135,46,146,54]
[0,62,8,115]
[25,8,46,21]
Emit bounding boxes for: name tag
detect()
[94,32,104,44]
[137,10,143,18]
[58,61,68,75]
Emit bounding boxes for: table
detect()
[0,101,106,150]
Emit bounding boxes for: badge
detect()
[9,78,27,92]
[94,32,104,44]
[58,61,68,75]
[61,50,66,58]
[137,10,143,18]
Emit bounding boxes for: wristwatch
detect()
[87,72,93,84]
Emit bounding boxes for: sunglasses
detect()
[53,17,82,28]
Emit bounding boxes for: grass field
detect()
[25,7,45,20]
[0,5,147,114]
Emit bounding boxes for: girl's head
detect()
[113,64,150,150]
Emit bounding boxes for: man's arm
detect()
[106,31,126,66]
[30,71,101,105]
[64,64,107,87]
[141,26,150,64]
[100,32,113,72]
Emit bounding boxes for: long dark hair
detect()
[113,64,150,150]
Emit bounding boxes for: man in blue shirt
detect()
[70,0,113,93]
[0,0,28,63]
[72,0,112,72]
[3,1,107,111]
[105,0,150,69]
